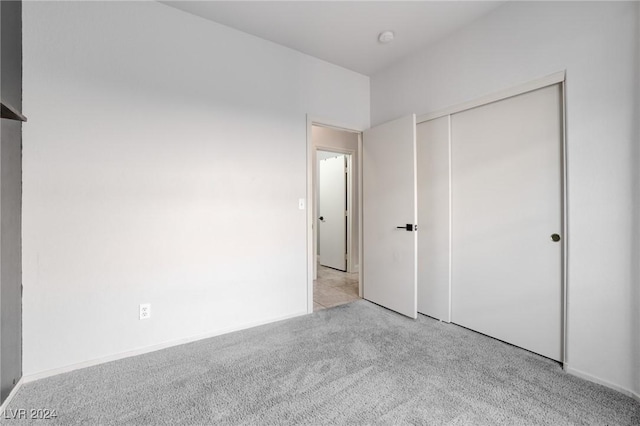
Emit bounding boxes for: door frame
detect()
[416,70,568,363]
[317,149,352,273]
[306,116,363,314]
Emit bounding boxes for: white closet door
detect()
[417,116,450,321]
[319,155,347,271]
[363,115,417,319]
[451,84,563,361]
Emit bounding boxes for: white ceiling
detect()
[162,1,506,76]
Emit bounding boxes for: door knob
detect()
[319,216,325,222]
[551,233,561,242]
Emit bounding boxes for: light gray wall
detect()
[371,1,639,397]
[313,126,360,269]
[22,1,369,376]
[0,0,23,403]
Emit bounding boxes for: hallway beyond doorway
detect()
[313,264,359,311]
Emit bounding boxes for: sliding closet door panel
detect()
[451,84,563,361]
[417,117,450,321]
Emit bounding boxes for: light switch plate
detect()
[298,198,305,210]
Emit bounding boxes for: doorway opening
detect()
[308,122,362,313]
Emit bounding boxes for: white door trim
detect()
[417,71,565,123]
[306,116,364,314]
[560,79,569,365]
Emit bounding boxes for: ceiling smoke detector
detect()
[378,30,395,44]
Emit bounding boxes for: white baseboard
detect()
[24,310,307,383]
[0,377,24,414]
[564,365,640,402]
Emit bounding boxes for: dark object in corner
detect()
[0,103,27,122]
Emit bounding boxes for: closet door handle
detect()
[397,224,416,231]
[551,233,561,242]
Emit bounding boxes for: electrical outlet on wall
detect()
[139,303,151,320]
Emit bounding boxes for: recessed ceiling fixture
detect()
[378,30,395,44]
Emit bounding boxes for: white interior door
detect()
[363,114,417,319]
[451,84,563,361]
[319,155,347,271]
[417,116,450,321]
